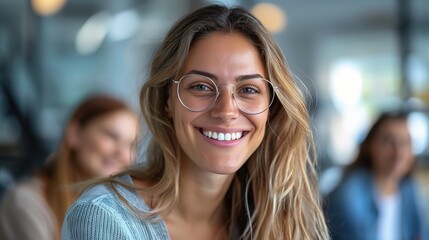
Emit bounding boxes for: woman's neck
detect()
[374,175,399,197]
[174,169,234,224]
[163,164,233,240]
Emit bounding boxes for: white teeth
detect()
[236,132,242,139]
[202,130,244,141]
[218,133,225,141]
[225,133,231,141]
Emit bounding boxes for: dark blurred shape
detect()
[0,61,51,181]
[324,111,429,240]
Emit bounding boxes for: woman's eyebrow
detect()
[238,74,264,81]
[185,70,264,81]
[185,70,217,80]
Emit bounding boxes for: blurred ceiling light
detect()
[251,2,287,33]
[75,12,110,55]
[108,10,140,42]
[31,0,67,16]
[330,62,363,111]
[408,112,428,155]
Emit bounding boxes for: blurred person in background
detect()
[325,111,429,240]
[0,95,139,240]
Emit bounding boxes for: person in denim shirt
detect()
[325,112,429,240]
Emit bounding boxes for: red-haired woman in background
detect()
[0,95,139,240]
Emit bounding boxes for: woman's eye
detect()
[101,128,119,140]
[239,86,259,94]
[191,84,211,91]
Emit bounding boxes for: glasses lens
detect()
[177,74,217,112]
[234,78,275,114]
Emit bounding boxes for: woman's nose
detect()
[115,142,133,164]
[210,87,239,121]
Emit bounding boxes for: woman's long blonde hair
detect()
[109,4,329,239]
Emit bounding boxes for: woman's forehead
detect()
[182,32,266,79]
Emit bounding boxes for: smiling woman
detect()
[61,4,330,240]
[0,95,138,240]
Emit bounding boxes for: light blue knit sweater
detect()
[61,176,170,240]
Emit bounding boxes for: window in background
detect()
[315,31,401,166]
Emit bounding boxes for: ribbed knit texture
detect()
[61,176,170,240]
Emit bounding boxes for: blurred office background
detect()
[0,0,428,206]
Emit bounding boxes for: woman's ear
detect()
[66,121,80,149]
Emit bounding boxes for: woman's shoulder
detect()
[341,168,372,187]
[0,175,57,240]
[71,175,142,210]
[62,175,170,240]
[328,168,372,200]
[65,174,160,224]
[78,181,118,200]
[0,176,45,207]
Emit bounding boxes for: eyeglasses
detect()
[173,73,277,115]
